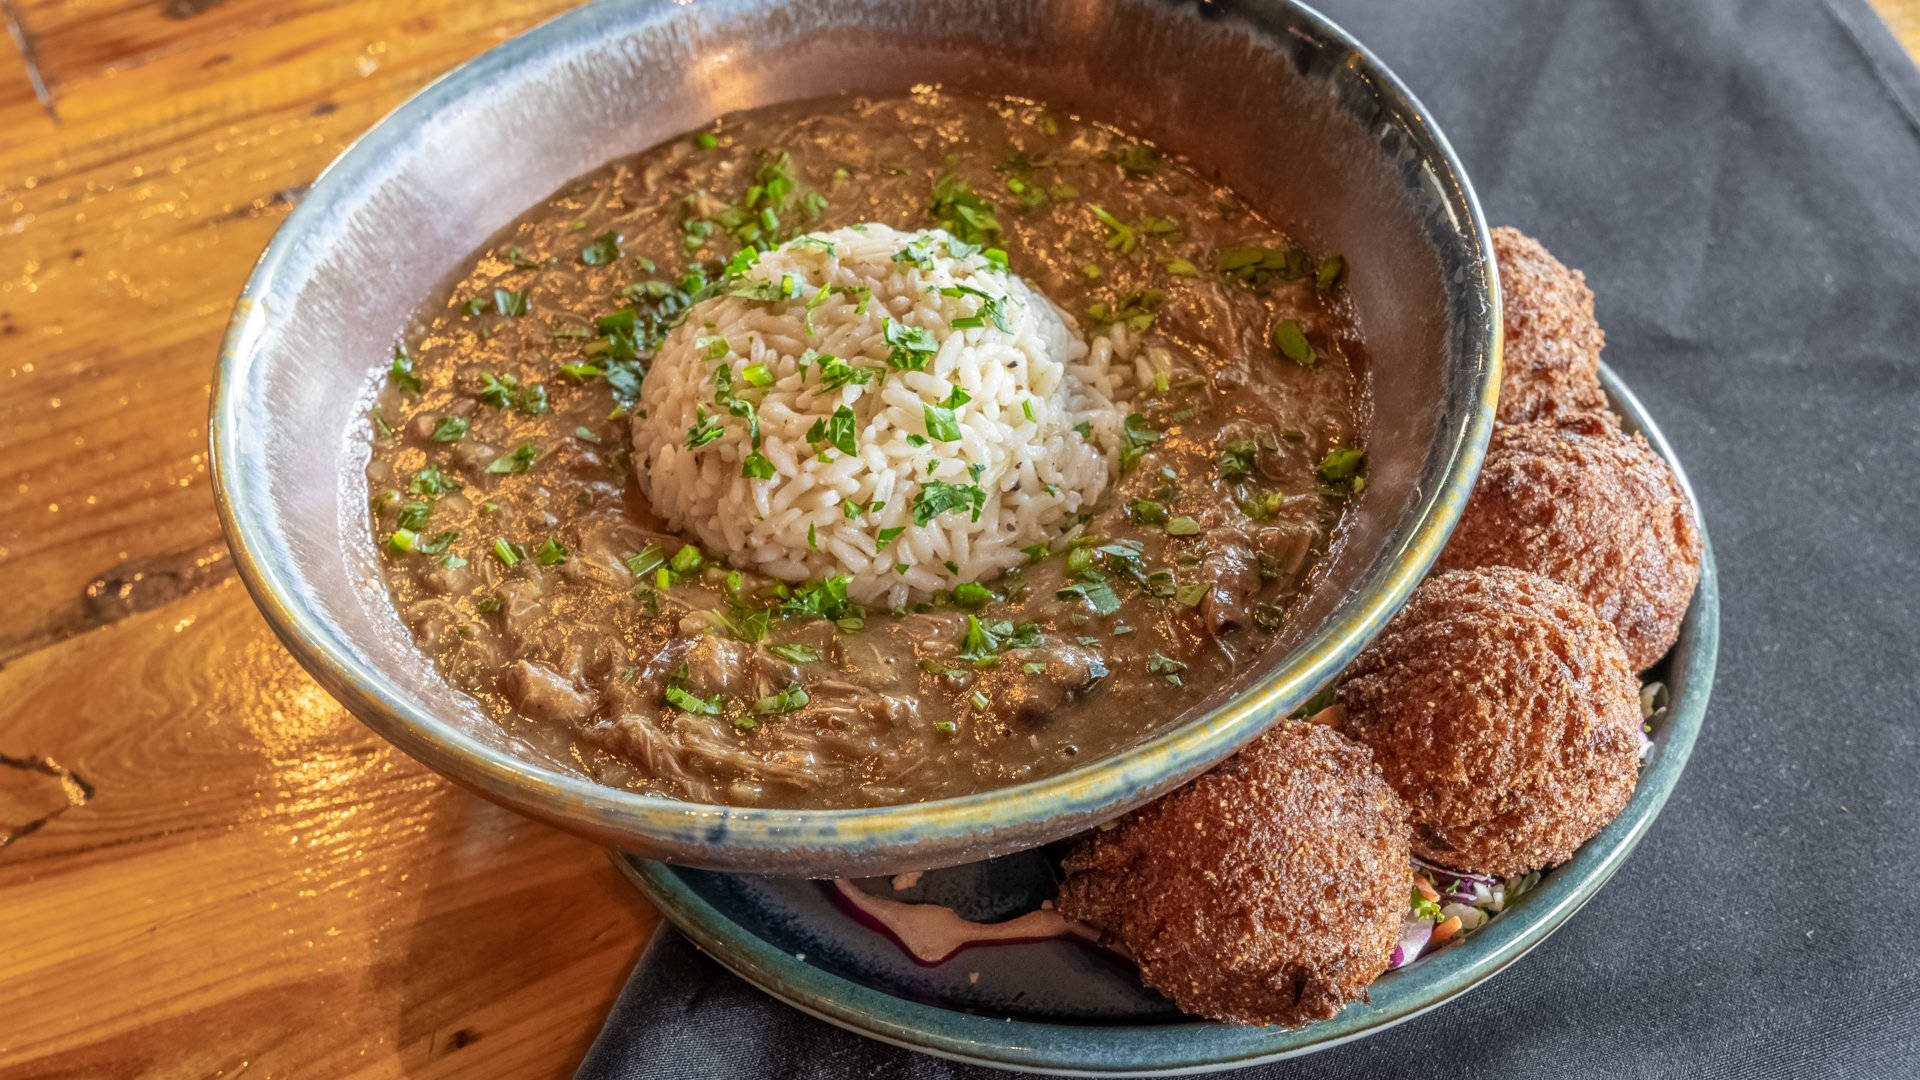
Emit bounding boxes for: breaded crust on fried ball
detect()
[1438,411,1702,669]
[1337,567,1642,877]
[1056,721,1409,1028]
[1492,226,1609,425]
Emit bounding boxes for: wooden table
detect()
[2,2,1914,1075]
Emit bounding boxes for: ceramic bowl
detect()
[619,364,1718,1075]
[211,0,1500,875]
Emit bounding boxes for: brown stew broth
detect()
[366,91,1366,808]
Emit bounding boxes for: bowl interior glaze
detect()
[212,0,1498,875]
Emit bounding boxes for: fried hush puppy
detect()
[1438,411,1702,669]
[1337,567,1643,877]
[1056,721,1410,1027]
[1492,226,1609,425]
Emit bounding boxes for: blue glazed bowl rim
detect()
[210,0,1500,864]
[622,363,1719,1074]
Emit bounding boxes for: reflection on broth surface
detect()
[365,90,1368,808]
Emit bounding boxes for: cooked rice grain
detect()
[633,225,1124,604]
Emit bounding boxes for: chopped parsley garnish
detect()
[740,362,773,387]
[1165,516,1201,536]
[477,372,548,414]
[409,464,462,495]
[923,403,962,442]
[950,581,996,609]
[1273,318,1316,365]
[388,345,422,396]
[883,318,938,370]
[507,245,550,269]
[1219,439,1259,479]
[1127,498,1169,525]
[957,615,1043,662]
[1235,489,1287,520]
[1120,413,1162,473]
[686,406,724,450]
[941,284,1010,331]
[1161,255,1201,277]
[581,231,622,266]
[875,526,906,549]
[807,522,818,549]
[396,500,431,531]
[492,288,530,317]
[664,684,725,716]
[928,173,1001,244]
[430,416,470,443]
[1086,288,1164,332]
[692,131,718,150]
[813,353,877,392]
[1147,652,1188,685]
[767,642,822,664]
[726,396,761,447]
[1317,254,1347,289]
[492,538,525,566]
[1073,421,1093,439]
[1317,447,1368,495]
[751,682,810,715]
[805,404,859,456]
[1101,144,1160,174]
[534,536,568,566]
[1056,579,1122,616]
[741,451,775,480]
[486,442,540,474]
[1218,245,1310,288]
[913,480,987,526]
[776,575,863,629]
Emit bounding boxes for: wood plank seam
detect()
[0,0,55,119]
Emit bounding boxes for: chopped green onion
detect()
[767,642,822,664]
[751,682,810,715]
[664,684,724,715]
[669,544,704,573]
[1273,318,1315,365]
[534,537,568,566]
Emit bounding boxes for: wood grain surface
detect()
[1,3,1913,1077]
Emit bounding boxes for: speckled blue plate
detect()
[618,364,1719,1076]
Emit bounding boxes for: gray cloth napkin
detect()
[577,0,1920,1075]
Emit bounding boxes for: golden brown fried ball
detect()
[1492,226,1609,424]
[1438,411,1702,669]
[1056,721,1409,1027]
[1337,567,1642,877]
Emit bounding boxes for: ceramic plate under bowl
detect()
[619,364,1720,1076]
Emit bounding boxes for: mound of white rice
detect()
[632,224,1124,604]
